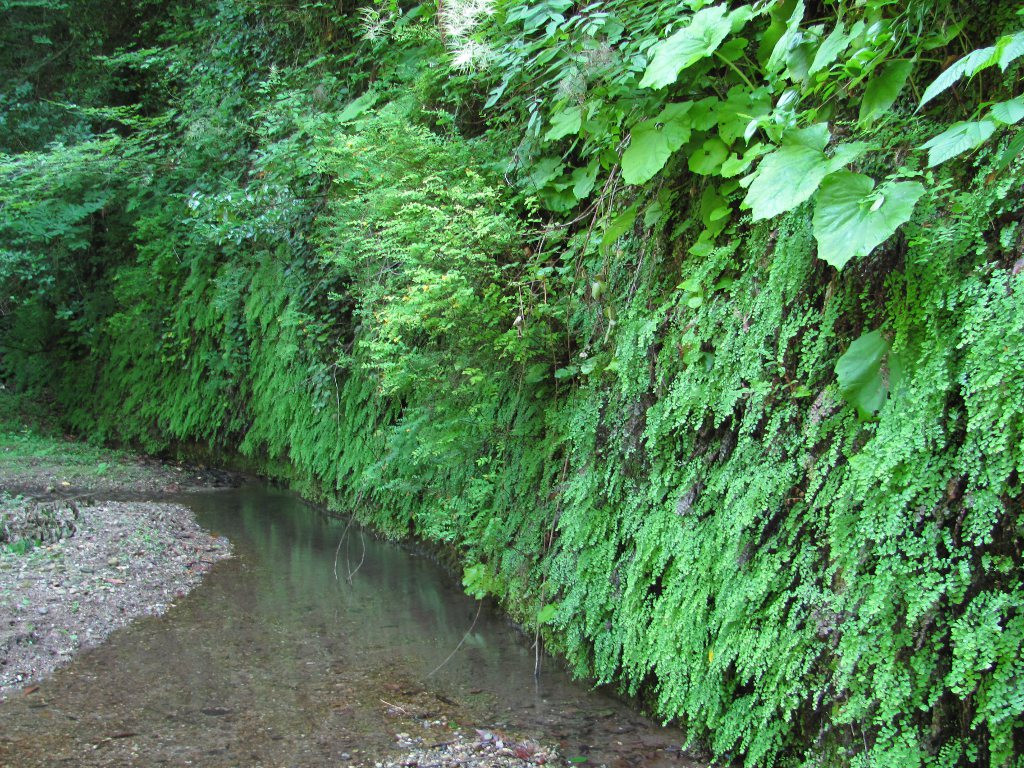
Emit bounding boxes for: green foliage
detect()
[835,329,904,421]
[638,4,737,90]
[1,2,1023,768]
[811,172,925,269]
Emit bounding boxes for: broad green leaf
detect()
[621,106,695,185]
[639,5,732,89]
[688,97,720,131]
[601,206,638,250]
[824,141,869,173]
[656,102,694,150]
[919,46,995,108]
[622,122,672,185]
[859,59,914,125]
[765,0,805,75]
[338,90,378,122]
[721,143,768,177]
[996,30,1024,71]
[783,34,816,82]
[744,143,830,220]
[717,85,771,143]
[524,157,564,190]
[990,97,1024,125]
[717,36,748,63]
[742,123,840,220]
[835,329,903,420]
[545,106,582,141]
[919,120,998,167]
[809,23,849,75]
[727,5,754,32]
[812,172,924,269]
[786,122,830,151]
[688,137,729,175]
[571,161,599,199]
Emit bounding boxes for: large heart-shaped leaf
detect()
[835,329,904,421]
[743,124,865,221]
[812,172,924,269]
[622,123,673,185]
[744,144,828,220]
[621,108,693,186]
[639,5,733,89]
[687,137,729,175]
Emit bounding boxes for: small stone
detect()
[107,557,119,567]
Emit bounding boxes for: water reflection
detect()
[0,484,693,767]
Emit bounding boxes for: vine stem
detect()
[715,51,757,91]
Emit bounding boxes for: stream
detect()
[0,484,695,767]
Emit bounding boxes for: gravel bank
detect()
[0,498,231,698]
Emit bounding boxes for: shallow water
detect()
[0,485,695,767]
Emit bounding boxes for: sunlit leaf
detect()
[919,46,995,108]
[765,0,805,75]
[996,30,1024,71]
[545,106,582,141]
[990,97,1024,126]
[812,172,924,269]
[656,102,694,150]
[620,105,693,186]
[639,5,732,89]
[919,119,998,167]
[742,124,833,220]
[622,122,672,185]
[744,144,829,220]
[720,143,768,177]
[687,137,728,175]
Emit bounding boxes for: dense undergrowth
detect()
[1,1,1022,765]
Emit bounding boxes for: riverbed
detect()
[0,485,696,767]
